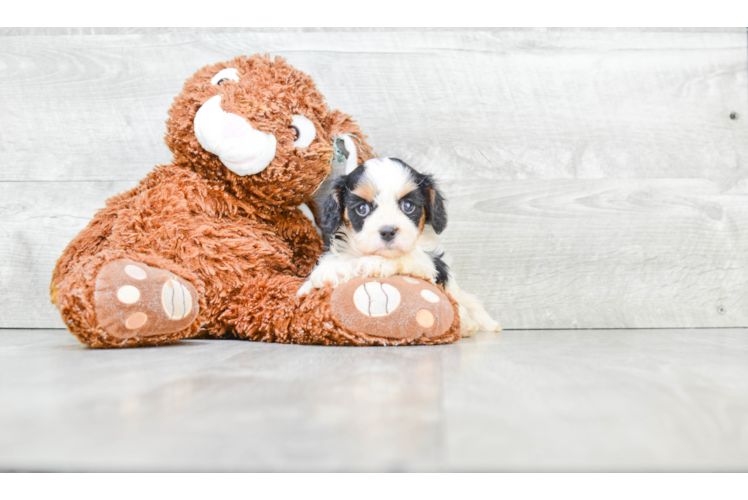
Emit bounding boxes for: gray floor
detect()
[0,328,746,472]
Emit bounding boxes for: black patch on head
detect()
[419,175,447,234]
[429,251,450,287]
[320,164,371,237]
[388,158,448,234]
[320,176,347,237]
[397,188,427,229]
[344,193,373,233]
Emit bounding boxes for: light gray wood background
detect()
[1,28,746,329]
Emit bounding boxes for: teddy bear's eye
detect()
[290,115,316,148]
[210,68,239,86]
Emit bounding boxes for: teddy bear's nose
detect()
[193,95,277,176]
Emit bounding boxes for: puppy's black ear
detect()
[420,174,447,234]
[321,176,347,236]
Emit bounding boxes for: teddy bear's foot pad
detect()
[94,259,199,339]
[331,276,455,343]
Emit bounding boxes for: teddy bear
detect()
[49,54,461,348]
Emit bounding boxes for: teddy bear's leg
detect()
[52,251,203,348]
[222,274,461,346]
[328,276,462,344]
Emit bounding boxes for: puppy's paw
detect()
[481,318,502,333]
[353,257,396,278]
[300,261,355,295]
[296,280,314,296]
[460,315,480,337]
[471,310,502,333]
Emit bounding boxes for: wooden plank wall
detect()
[1,28,746,329]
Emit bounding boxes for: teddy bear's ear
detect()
[321,176,347,236]
[324,109,376,172]
[335,136,359,175]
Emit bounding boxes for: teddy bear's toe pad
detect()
[94,259,199,339]
[331,276,455,342]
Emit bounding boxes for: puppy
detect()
[298,157,500,336]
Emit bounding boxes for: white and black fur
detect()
[298,157,500,336]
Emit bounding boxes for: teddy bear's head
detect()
[165,54,367,208]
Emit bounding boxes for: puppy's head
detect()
[322,157,447,258]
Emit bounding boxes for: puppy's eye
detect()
[355,203,371,217]
[400,200,416,214]
[290,115,316,148]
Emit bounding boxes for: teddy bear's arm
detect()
[221,273,356,345]
[275,202,325,278]
[221,272,462,346]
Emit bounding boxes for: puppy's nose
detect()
[379,226,398,242]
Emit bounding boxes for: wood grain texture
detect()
[1,29,746,182]
[0,181,137,327]
[2,328,747,471]
[0,29,746,329]
[442,178,748,329]
[2,28,738,37]
[2,177,746,329]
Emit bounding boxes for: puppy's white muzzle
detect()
[193,95,277,176]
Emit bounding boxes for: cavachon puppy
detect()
[298,157,501,336]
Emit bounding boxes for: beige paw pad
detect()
[416,309,435,328]
[161,279,193,320]
[353,282,401,317]
[420,289,439,303]
[125,312,148,330]
[94,258,199,339]
[117,285,141,304]
[125,265,147,280]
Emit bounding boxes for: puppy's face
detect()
[322,158,447,258]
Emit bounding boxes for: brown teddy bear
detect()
[50,54,461,348]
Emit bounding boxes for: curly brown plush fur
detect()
[50,54,461,348]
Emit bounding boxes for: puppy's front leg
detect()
[352,256,397,279]
[297,255,356,296]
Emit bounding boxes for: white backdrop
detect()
[1,28,746,329]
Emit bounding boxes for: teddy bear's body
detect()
[51,164,328,346]
[50,54,461,348]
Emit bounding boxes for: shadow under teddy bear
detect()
[50,54,461,348]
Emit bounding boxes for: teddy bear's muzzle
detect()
[193,95,277,176]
